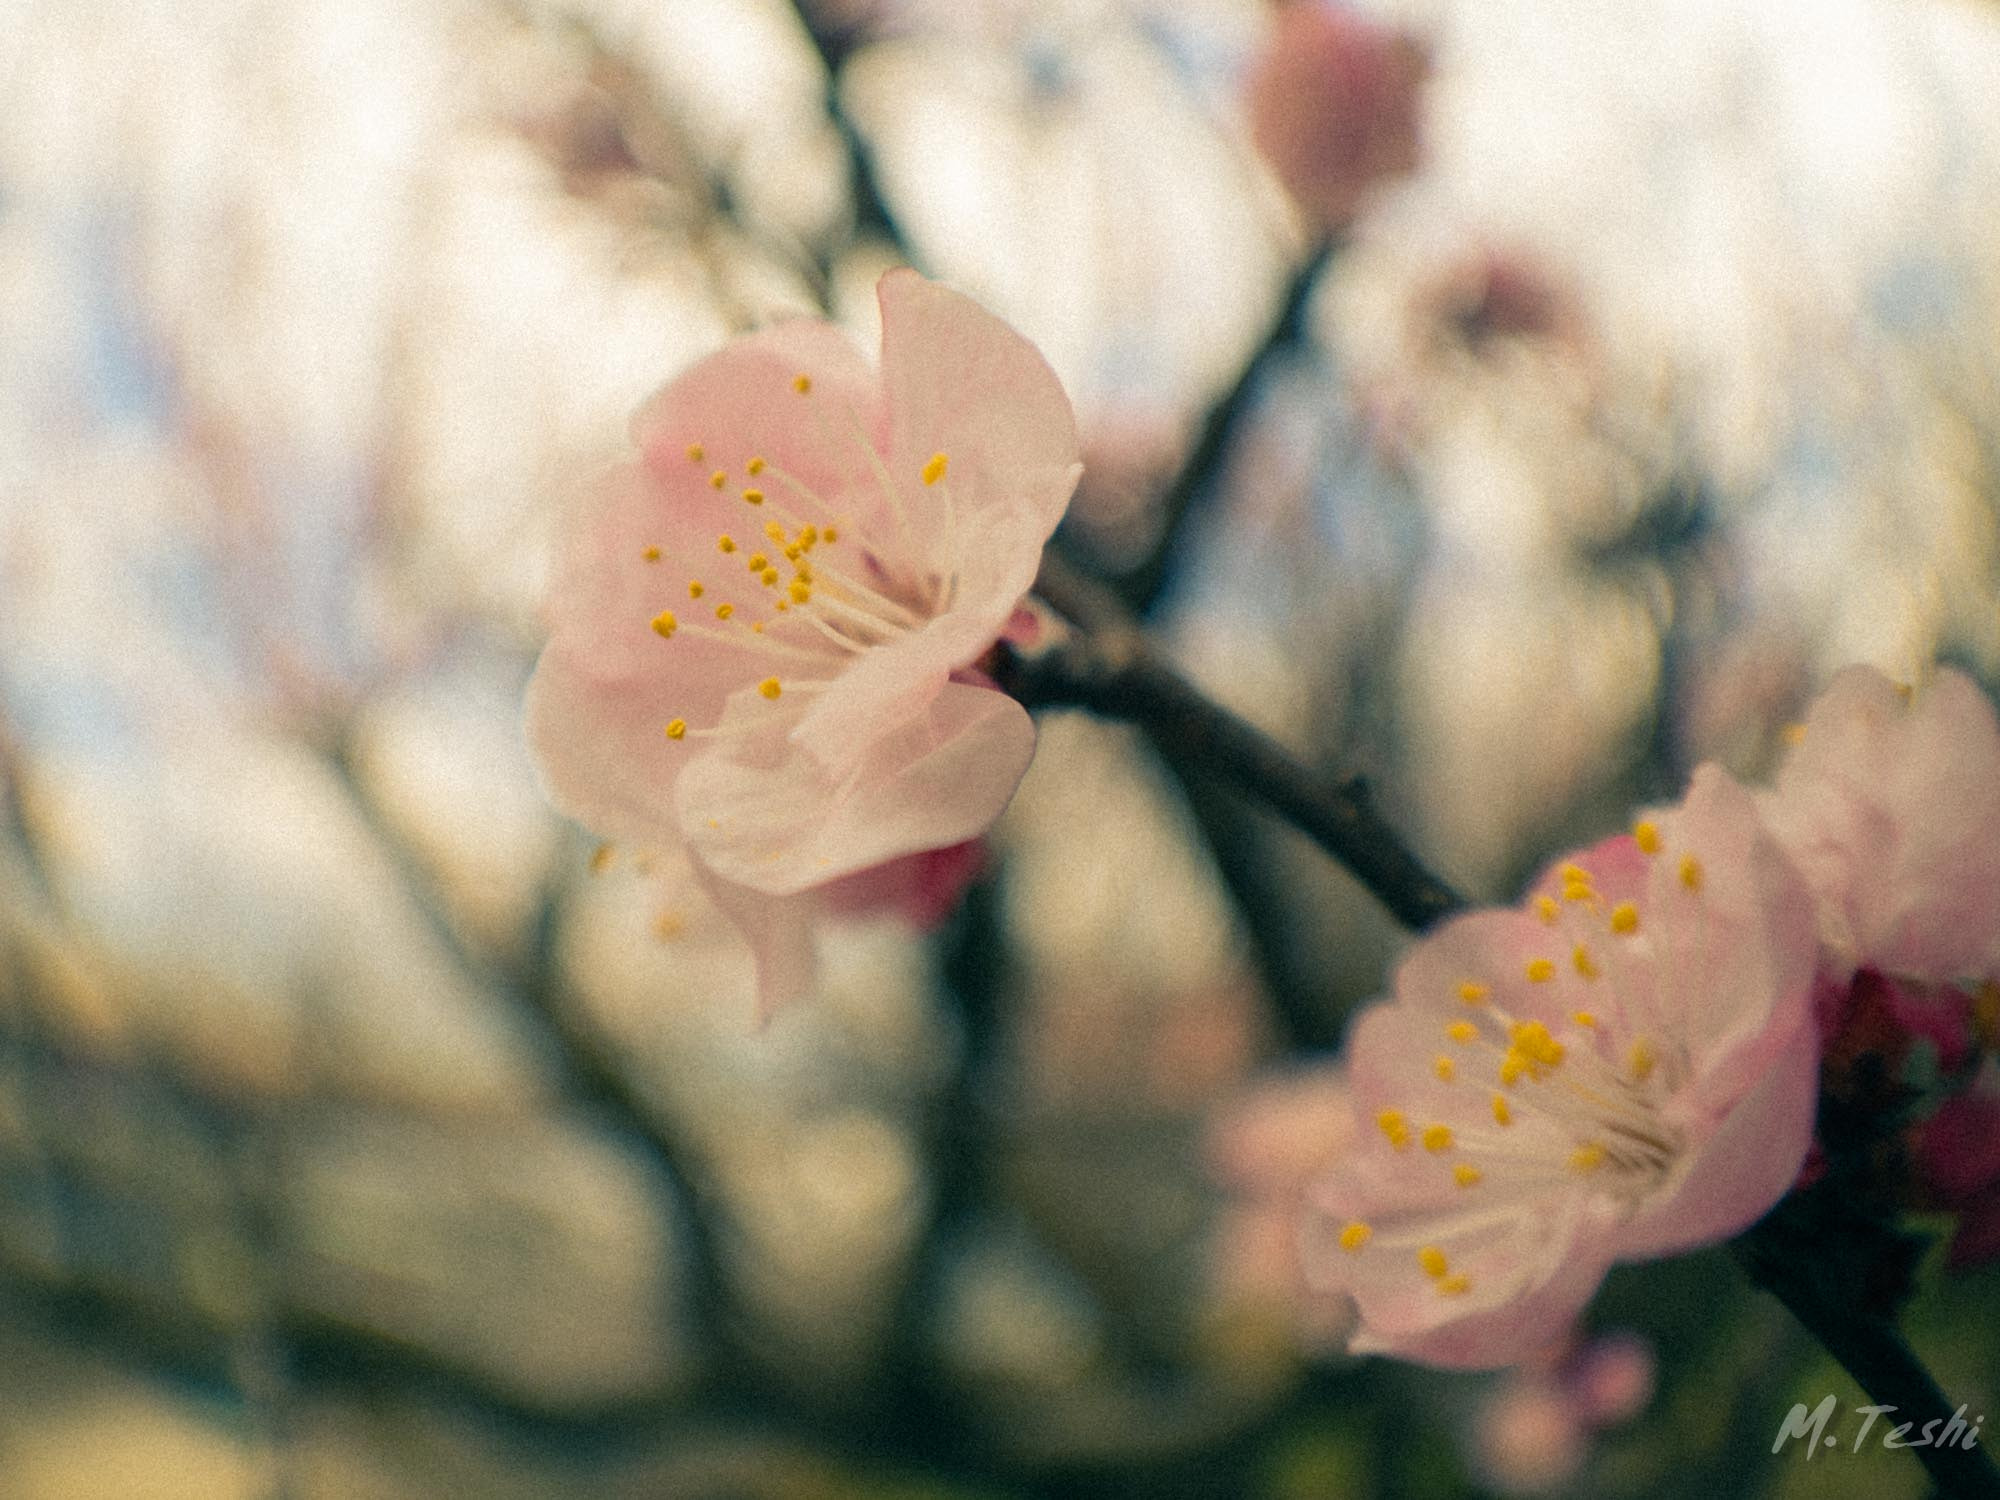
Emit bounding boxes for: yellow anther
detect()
[1436,1273,1472,1297]
[1679,854,1703,891]
[718,535,738,553]
[822,525,839,542]
[653,909,686,942]
[1628,1038,1657,1082]
[775,598,791,612]
[1535,895,1560,925]
[787,579,812,604]
[664,718,687,740]
[589,843,615,874]
[685,443,705,463]
[751,622,766,633]
[742,488,765,506]
[792,373,812,394]
[764,521,786,543]
[1509,1021,1564,1068]
[1572,1010,1599,1029]
[783,543,803,561]
[1376,1109,1411,1150]
[1610,901,1640,935]
[709,470,727,490]
[1569,1142,1607,1174]
[922,451,949,485]
[1446,1021,1479,1045]
[794,560,814,584]
[1560,863,1591,885]
[1491,1094,1513,1126]
[688,580,705,599]
[715,603,734,621]
[642,545,661,562]
[1453,1163,1483,1188]
[1563,879,1594,903]
[1781,722,1806,747]
[746,456,766,475]
[651,611,678,639]
[1417,1246,1450,1279]
[758,677,782,700]
[1338,1221,1372,1253]
[1458,981,1490,1005]
[1434,1055,1456,1082]
[747,552,768,572]
[1525,957,1556,983]
[1499,1050,1527,1087]
[799,525,819,547]
[760,567,780,586]
[1572,945,1599,980]
[1633,819,1661,854]
[1421,1124,1454,1153]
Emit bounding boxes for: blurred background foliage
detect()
[2,0,2000,1494]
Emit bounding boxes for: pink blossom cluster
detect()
[1290,665,2000,1367]
[526,270,1081,1016]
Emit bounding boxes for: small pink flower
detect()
[1760,665,2000,987]
[527,269,1082,1015]
[1247,3,1429,233]
[1205,1062,1362,1352]
[1304,767,1820,1368]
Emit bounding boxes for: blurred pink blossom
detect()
[1469,1331,1656,1495]
[1246,3,1429,233]
[527,269,1081,1015]
[1304,768,1819,1368]
[1205,1062,1361,1352]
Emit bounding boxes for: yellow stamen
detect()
[1525,957,1556,983]
[1446,1021,1479,1045]
[921,451,949,485]
[822,525,839,543]
[746,456,766,475]
[1509,1021,1564,1068]
[760,567,780,587]
[758,677,782,700]
[1628,1039,1657,1082]
[764,520,787,543]
[1560,863,1591,885]
[1563,879,1594,903]
[653,909,686,942]
[1679,854,1703,890]
[792,373,812,394]
[651,611,677,639]
[1535,895,1560,925]
[589,843,615,874]
[685,443,705,463]
[742,488,765,506]
[714,603,734,620]
[1633,819,1661,854]
[746,552,768,572]
[688,580,705,599]
[718,535,737,553]
[1338,1221,1372,1252]
[641,545,661,562]
[1453,1163,1483,1188]
[1436,1273,1472,1297]
[1569,1142,1606,1174]
[709,470,727,490]
[1491,1094,1513,1126]
[1499,1050,1527,1087]
[1376,1109,1411,1150]
[1781,722,1806,747]
[664,718,687,740]
[1572,945,1599,980]
[1421,1124,1454,1153]
[1572,1010,1599,1029]
[1458,981,1490,1005]
[1610,901,1640,935]
[1434,1055,1456,1082]
[788,579,812,604]
[1417,1246,1449,1279]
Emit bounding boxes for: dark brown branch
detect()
[1007,556,1466,934]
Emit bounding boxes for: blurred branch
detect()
[317,729,741,1368]
[786,0,912,261]
[1009,554,1465,934]
[1101,240,1333,616]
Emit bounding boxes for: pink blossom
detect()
[1205,1062,1361,1353]
[1759,665,2000,987]
[526,269,1082,1015]
[1304,767,1820,1368]
[1246,3,1429,233]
